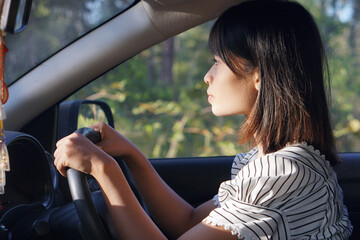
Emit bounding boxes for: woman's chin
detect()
[211,109,233,117]
[211,108,244,117]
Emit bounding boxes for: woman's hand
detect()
[54,132,114,178]
[88,122,143,160]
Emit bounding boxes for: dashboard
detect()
[0,131,55,218]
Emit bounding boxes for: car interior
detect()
[0,0,359,239]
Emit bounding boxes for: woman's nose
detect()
[204,70,211,84]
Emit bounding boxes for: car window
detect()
[4,0,136,86]
[25,0,356,157]
[67,0,360,158]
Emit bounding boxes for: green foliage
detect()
[5,0,359,157]
[68,0,360,157]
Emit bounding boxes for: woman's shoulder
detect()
[260,142,333,179]
[232,142,333,179]
[275,142,326,159]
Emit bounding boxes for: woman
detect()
[54,0,353,239]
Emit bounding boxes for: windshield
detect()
[4,0,136,86]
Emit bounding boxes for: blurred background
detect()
[5,0,360,158]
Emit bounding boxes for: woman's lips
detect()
[208,95,214,103]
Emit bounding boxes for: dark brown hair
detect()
[209,0,339,165]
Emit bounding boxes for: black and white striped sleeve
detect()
[212,149,257,207]
[204,155,302,239]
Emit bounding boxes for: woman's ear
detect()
[252,68,260,91]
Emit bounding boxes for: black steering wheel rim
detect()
[67,128,108,240]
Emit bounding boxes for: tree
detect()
[161,38,174,86]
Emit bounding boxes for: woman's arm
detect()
[121,146,217,238]
[97,159,238,240]
[94,122,218,237]
[94,158,166,239]
[55,123,217,238]
[53,131,237,239]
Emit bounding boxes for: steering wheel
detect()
[66,128,108,240]
[67,127,149,240]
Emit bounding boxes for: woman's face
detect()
[204,56,259,117]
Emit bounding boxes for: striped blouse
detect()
[203,142,353,239]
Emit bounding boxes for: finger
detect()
[58,167,68,178]
[55,132,77,148]
[53,141,65,166]
[57,166,67,177]
[54,137,70,165]
[54,154,68,177]
[53,146,66,168]
[54,138,75,176]
[53,149,59,166]
[89,122,107,140]
[55,137,65,148]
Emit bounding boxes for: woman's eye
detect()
[212,58,219,65]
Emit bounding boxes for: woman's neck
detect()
[257,144,264,158]
[253,134,264,157]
